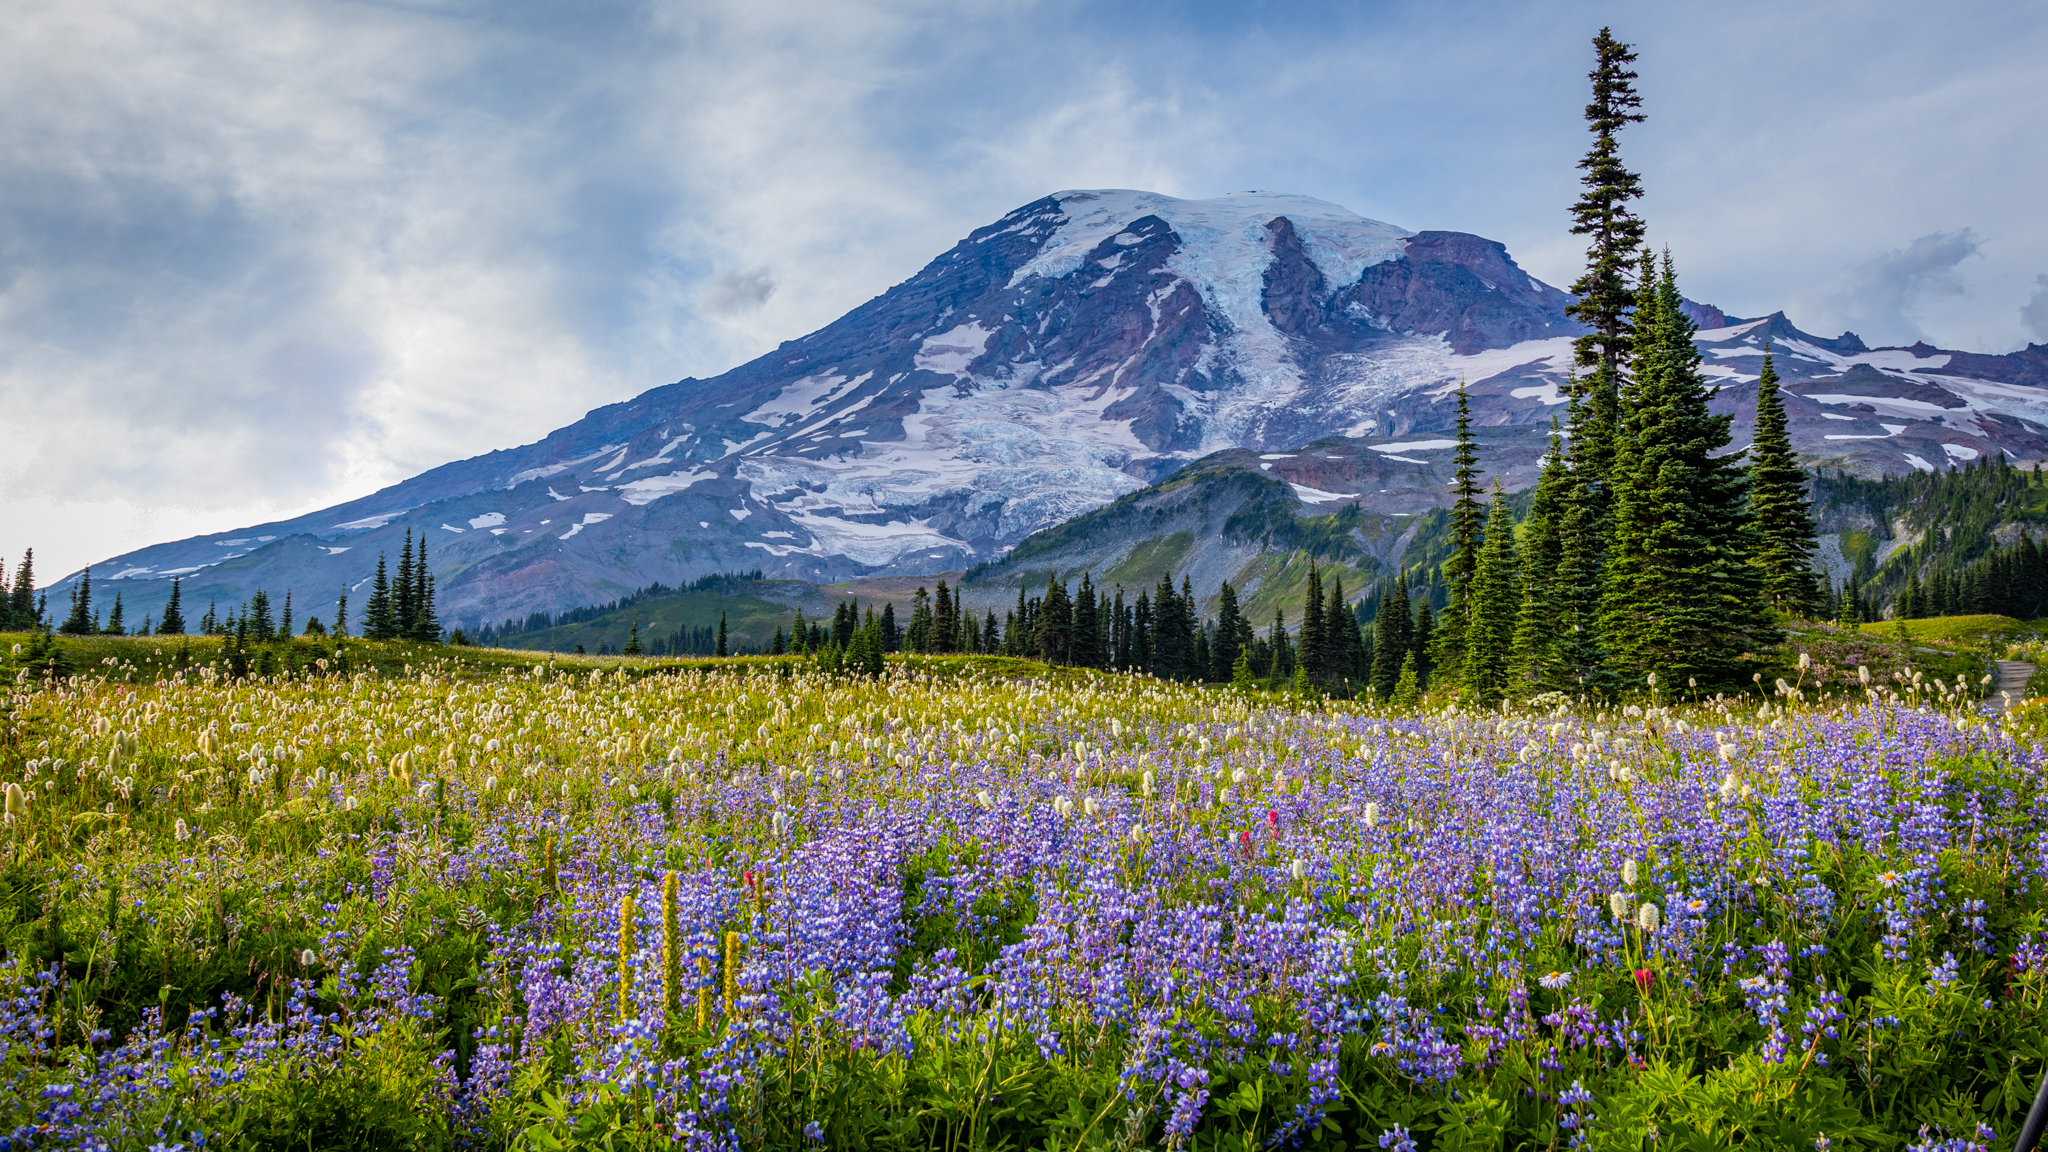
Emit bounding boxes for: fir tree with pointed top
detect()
[715,612,729,657]
[1370,571,1412,697]
[249,590,274,641]
[280,590,293,639]
[1072,573,1102,668]
[5,549,34,629]
[59,567,93,635]
[105,592,126,637]
[1433,384,1485,679]
[1299,560,1328,683]
[1599,251,1775,687]
[1746,342,1824,616]
[1210,581,1247,682]
[394,530,417,639]
[364,554,396,639]
[624,612,642,655]
[1567,28,1648,386]
[334,586,349,639]
[411,534,440,642]
[159,577,187,636]
[1509,419,1567,690]
[1463,487,1521,706]
[1412,598,1436,694]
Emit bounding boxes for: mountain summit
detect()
[69,190,2048,629]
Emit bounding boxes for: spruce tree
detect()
[880,602,898,652]
[411,535,439,641]
[59,567,93,635]
[716,612,729,657]
[1412,599,1436,693]
[1509,419,1567,689]
[1599,252,1775,688]
[280,590,293,638]
[1210,581,1247,682]
[394,531,417,639]
[1036,576,1073,664]
[334,586,349,638]
[934,581,955,652]
[1746,344,1824,615]
[1553,30,1648,694]
[6,550,35,628]
[249,590,274,641]
[159,577,188,635]
[105,592,126,637]
[624,613,642,655]
[1072,574,1102,668]
[1463,488,1521,705]
[1370,571,1412,696]
[1299,560,1328,683]
[1434,384,1485,678]
[364,554,396,640]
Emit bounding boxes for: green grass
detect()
[1856,614,2045,646]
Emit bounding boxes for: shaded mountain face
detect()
[65,189,2048,631]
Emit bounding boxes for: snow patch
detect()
[616,469,715,506]
[323,547,351,555]
[331,512,404,531]
[467,512,506,530]
[913,323,994,377]
[439,524,464,533]
[546,487,571,502]
[1943,443,1980,461]
[1373,439,1458,452]
[1904,453,1936,472]
[1290,483,1351,503]
[729,508,752,522]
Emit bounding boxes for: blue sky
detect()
[6,0,2046,577]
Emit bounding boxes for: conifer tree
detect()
[1036,576,1073,664]
[1434,385,1485,676]
[934,581,955,652]
[1412,599,1436,693]
[1509,420,1567,689]
[880,602,898,652]
[394,531,417,639]
[364,554,396,640]
[1391,651,1420,708]
[1210,581,1247,681]
[1266,608,1294,681]
[249,589,274,641]
[159,577,187,636]
[60,567,94,635]
[1072,574,1102,668]
[1370,571,1412,696]
[280,590,293,639]
[105,592,126,636]
[1746,344,1824,616]
[1463,488,1521,705]
[1299,560,1328,683]
[715,613,729,657]
[790,608,809,655]
[1553,30,1648,693]
[4,550,32,629]
[334,586,349,638]
[1599,252,1775,687]
[624,613,642,655]
[411,535,439,641]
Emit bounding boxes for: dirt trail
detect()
[1983,660,2036,714]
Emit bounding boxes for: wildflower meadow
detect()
[1,638,2045,1151]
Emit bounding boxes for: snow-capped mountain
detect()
[65,189,2048,629]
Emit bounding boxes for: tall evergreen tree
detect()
[280,590,293,639]
[1370,571,1412,696]
[1036,576,1073,664]
[1746,344,1824,616]
[1433,384,1485,676]
[1553,30,1648,693]
[249,589,274,641]
[1566,29,1648,386]
[1266,608,1295,681]
[364,553,396,639]
[105,592,126,637]
[1324,576,1364,691]
[1210,581,1247,682]
[933,581,956,652]
[1072,574,1102,668]
[5,549,34,628]
[411,535,440,641]
[333,586,349,639]
[1412,600,1436,693]
[159,577,187,636]
[394,531,417,638]
[623,613,643,655]
[880,601,898,651]
[59,567,93,635]
[715,612,729,657]
[1463,488,1521,705]
[1299,560,1329,683]
[1509,419,1567,690]
[1598,252,1775,688]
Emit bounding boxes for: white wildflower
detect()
[1609,891,1630,920]
[1622,858,1638,887]
[1636,902,1661,933]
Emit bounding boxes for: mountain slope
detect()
[61,189,2048,632]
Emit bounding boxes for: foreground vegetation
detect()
[0,633,2042,1151]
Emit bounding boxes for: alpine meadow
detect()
[11,23,2048,1152]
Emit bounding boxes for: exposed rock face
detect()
[68,190,2048,629]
